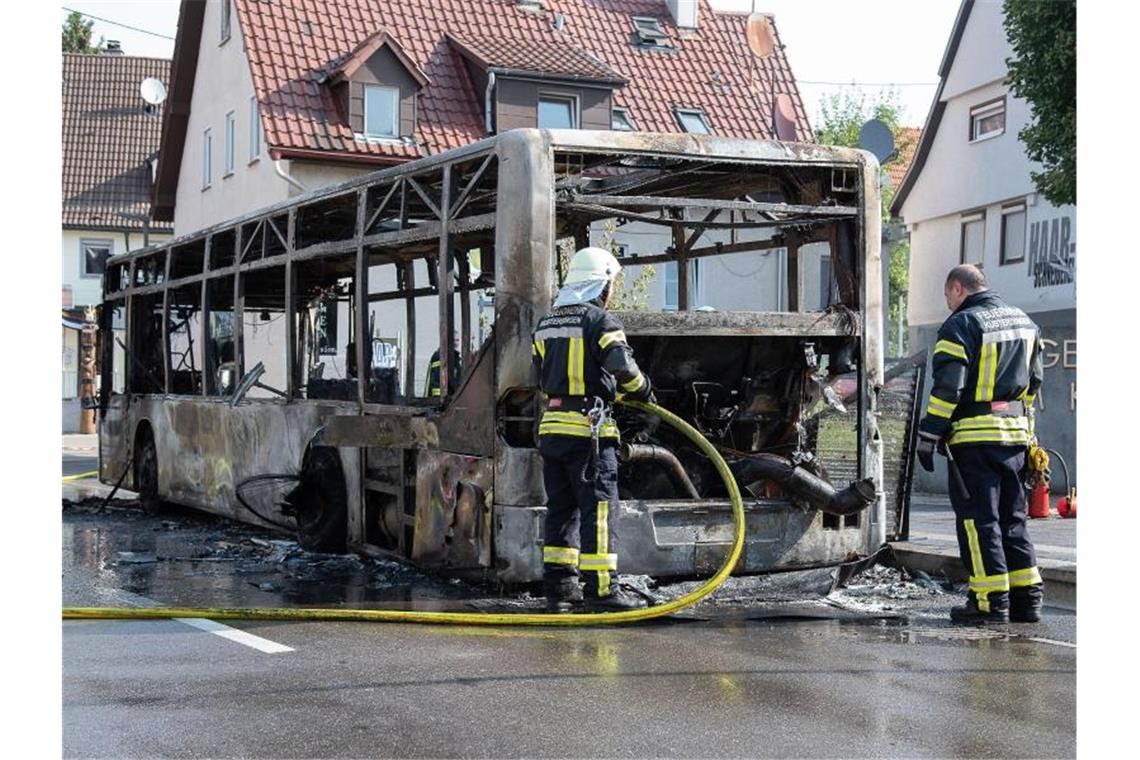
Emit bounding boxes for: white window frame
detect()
[363,84,400,139]
[969,98,1005,142]
[223,110,235,176]
[1000,202,1027,265]
[220,0,231,44]
[611,107,636,131]
[201,127,212,190]
[676,107,711,134]
[537,93,579,130]
[959,211,986,266]
[249,96,261,162]
[80,238,114,279]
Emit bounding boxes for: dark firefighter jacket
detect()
[918,290,1044,447]
[531,301,651,439]
[425,349,462,397]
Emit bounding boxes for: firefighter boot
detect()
[543,576,583,613]
[1009,583,1044,623]
[950,591,1010,625]
[584,578,649,612]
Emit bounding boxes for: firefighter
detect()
[425,335,462,398]
[532,246,654,612]
[916,264,1045,624]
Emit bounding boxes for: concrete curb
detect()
[888,541,1076,612]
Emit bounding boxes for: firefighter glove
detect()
[917,437,936,472]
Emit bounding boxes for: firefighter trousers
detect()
[539,435,621,597]
[947,443,1042,612]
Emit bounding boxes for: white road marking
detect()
[1021,636,1077,649]
[174,617,294,654]
[97,589,293,654]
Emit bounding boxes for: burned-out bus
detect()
[95,129,921,583]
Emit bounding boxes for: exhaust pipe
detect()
[619,443,700,499]
[730,454,876,516]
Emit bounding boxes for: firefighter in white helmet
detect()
[531,246,654,611]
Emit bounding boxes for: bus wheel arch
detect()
[289,444,349,553]
[133,420,162,513]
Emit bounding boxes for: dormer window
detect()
[323,30,429,144]
[364,85,400,139]
[632,17,671,48]
[538,94,577,129]
[676,107,711,134]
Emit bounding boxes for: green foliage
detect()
[815,88,904,147]
[1003,0,1076,206]
[62,11,104,54]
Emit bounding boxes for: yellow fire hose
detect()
[63,400,744,626]
[62,470,100,482]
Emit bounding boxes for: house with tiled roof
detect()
[154,0,813,236]
[62,50,173,432]
[886,126,921,193]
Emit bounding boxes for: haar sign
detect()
[1027,215,1075,289]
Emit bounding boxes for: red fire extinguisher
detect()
[1046,447,1075,519]
[1026,444,1051,518]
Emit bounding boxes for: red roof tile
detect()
[887,126,921,192]
[231,0,814,160]
[447,32,628,84]
[62,54,172,231]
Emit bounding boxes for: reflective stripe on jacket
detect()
[918,291,1044,447]
[531,301,650,439]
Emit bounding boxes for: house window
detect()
[664,260,700,309]
[632,16,671,47]
[960,212,986,266]
[81,239,113,278]
[1000,203,1027,265]
[220,0,231,44]
[676,108,711,134]
[364,84,399,138]
[612,108,636,131]
[202,127,212,189]
[969,98,1005,142]
[538,94,577,129]
[224,110,235,176]
[249,96,261,161]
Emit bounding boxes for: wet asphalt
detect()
[62,498,1075,758]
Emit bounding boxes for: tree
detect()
[62,11,104,54]
[815,88,911,355]
[1003,0,1076,206]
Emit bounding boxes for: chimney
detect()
[105,40,124,55]
[666,0,699,30]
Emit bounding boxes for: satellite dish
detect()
[745,14,775,58]
[858,119,895,163]
[140,78,168,106]
[773,93,798,141]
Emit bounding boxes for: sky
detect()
[61,0,962,127]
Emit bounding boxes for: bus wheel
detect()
[293,447,348,553]
[134,431,162,514]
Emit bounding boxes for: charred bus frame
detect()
[97,129,907,583]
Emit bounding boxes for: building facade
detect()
[62,52,174,432]
[891,0,1076,491]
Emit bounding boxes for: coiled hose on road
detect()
[62,400,745,627]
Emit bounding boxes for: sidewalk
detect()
[63,433,97,453]
[891,492,1077,610]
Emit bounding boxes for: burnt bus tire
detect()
[293,447,348,553]
[134,432,163,514]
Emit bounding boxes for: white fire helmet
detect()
[565,246,622,285]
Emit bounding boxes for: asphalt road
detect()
[62,502,1076,759]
